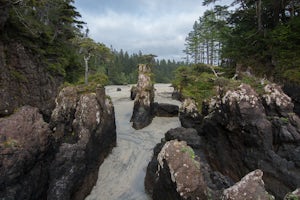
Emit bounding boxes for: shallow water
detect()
[85,84,181,200]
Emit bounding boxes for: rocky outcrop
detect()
[131,64,155,129]
[0,86,116,200]
[0,40,63,119]
[198,83,300,199]
[179,98,203,133]
[0,106,53,199]
[183,83,300,199]
[48,86,116,200]
[283,83,300,116]
[221,170,274,200]
[154,103,179,117]
[145,140,208,200]
[145,129,274,200]
[146,82,300,199]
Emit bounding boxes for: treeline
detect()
[1,0,181,88]
[185,0,300,83]
[106,49,184,84]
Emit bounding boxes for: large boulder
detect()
[131,64,155,129]
[48,86,116,200]
[0,106,53,199]
[145,140,208,200]
[154,102,179,117]
[221,170,274,200]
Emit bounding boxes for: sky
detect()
[73,0,226,61]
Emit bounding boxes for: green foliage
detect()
[240,75,267,95]
[189,0,300,84]
[172,64,217,109]
[76,72,108,93]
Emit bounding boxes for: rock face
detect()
[154,103,179,117]
[0,41,63,119]
[283,83,300,116]
[48,86,116,200]
[221,170,274,200]
[146,83,300,199]
[186,83,300,199]
[179,98,203,133]
[145,140,207,200]
[145,128,273,200]
[0,106,53,199]
[131,64,155,129]
[0,86,116,200]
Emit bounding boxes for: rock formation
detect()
[146,82,300,199]
[153,102,179,117]
[145,129,274,200]
[0,106,53,199]
[131,64,155,129]
[0,41,63,119]
[198,83,300,198]
[0,86,116,200]
[221,170,274,200]
[283,83,300,116]
[48,86,116,200]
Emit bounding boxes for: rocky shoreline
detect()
[0,86,116,200]
[145,83,300,199]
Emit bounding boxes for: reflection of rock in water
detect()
[85,84,181,200]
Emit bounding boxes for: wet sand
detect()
[85,84,181,200]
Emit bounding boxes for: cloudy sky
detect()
[74,0,221,61]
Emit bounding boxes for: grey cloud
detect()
[74,0,209,61]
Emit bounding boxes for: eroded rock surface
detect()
[179,98,203,132]
[0,41,62,119]
[197,83,300,198]
[131,64,155,129]
[221,170,274,200]
[0,86,116,200]
[154,102,179,117]
[145,140,207,200]
[0,106,53,199]
[48,86,116,200]
[146,82,300,199]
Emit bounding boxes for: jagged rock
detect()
[116,88,121,91]
[154,102,179,117]
[130,85,137,100]
[283,83,300,116]
[0,106,53,199]
[263,84,294,117]
[198,83,300,199]
[48,86,116,200]
[130,64,155,129]
[145,128,234,200]
[0,41,63,119]
[179,98,203,132]
[284,188,300,200]
[145,140,207,200]
[221,170,274,200]
[165,127,201,149]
